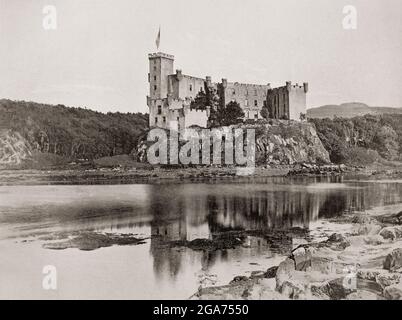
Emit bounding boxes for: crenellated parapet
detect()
[148,52,174,60]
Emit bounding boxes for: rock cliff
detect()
[135,120,330,165]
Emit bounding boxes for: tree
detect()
[191,86,222,127]
[260,107,269,119]
[220,101,244,126]
[190,89,208,110]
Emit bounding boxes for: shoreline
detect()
[1,164,402,186]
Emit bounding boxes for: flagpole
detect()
[156,26,161,52]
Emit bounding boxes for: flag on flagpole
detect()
[156,26,161,50]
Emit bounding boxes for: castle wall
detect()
[149,98,170,128]
[167,108,185,131]
[168,73,205,100]
[221,82,269,119]
[267,82,308,120]
[289,84,307,121]
[184,109,208,128]
[267,86,289,119]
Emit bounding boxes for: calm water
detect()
[0,176,401,299]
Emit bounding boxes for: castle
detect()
[147,52,308,130]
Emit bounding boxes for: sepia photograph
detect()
[1,0,402,304]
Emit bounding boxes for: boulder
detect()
[322,278,357,300]
[383,283,402,300]
[357,269,381,281]
[326,233,351,250]
[377,211,402,225]
[291,246,313,271]
[383,248,402,271]
[379,226,402,241]
[276,258,295,288]
[280,280,306,299]
[375,273,401,289]
[265,266,278,278]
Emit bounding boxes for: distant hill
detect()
[0,99,148,166]
[307,103,402,119]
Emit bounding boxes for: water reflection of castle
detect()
[146,180,402,280]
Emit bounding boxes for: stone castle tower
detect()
[147,51,308,129]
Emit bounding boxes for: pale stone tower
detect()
[147,52,174,127]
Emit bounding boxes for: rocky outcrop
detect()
[135,120,331,166]
[253,120,330,165]
[0,129,32,165]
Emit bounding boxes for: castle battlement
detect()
[229,82,269,88]
[148,52,174,60]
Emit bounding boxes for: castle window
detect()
[155,117,158,124]
[189,84,193,91]
[163,116,166,123]
[154,75,157,81]
[154,66,156,71]
[254,100,258,107]
[232,89,236,95]
[254,114,258,119]
[157,105,162,115]
[177,117,180,122]
[154,85,157,91]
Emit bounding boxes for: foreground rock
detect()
[383,283,402,300]
[171,236,245,252]
[383,248,402,271]
[192,204,402,300]
[42,232,147,251]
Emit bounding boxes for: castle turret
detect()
[206,76,212,87]
[286,81,292,91]
[303,82,309,93]
[147,52,174,128]
[221,78,228,88]
[176,69,183,81]
[148,52,174,100]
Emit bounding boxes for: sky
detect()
[0,0,402,113]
